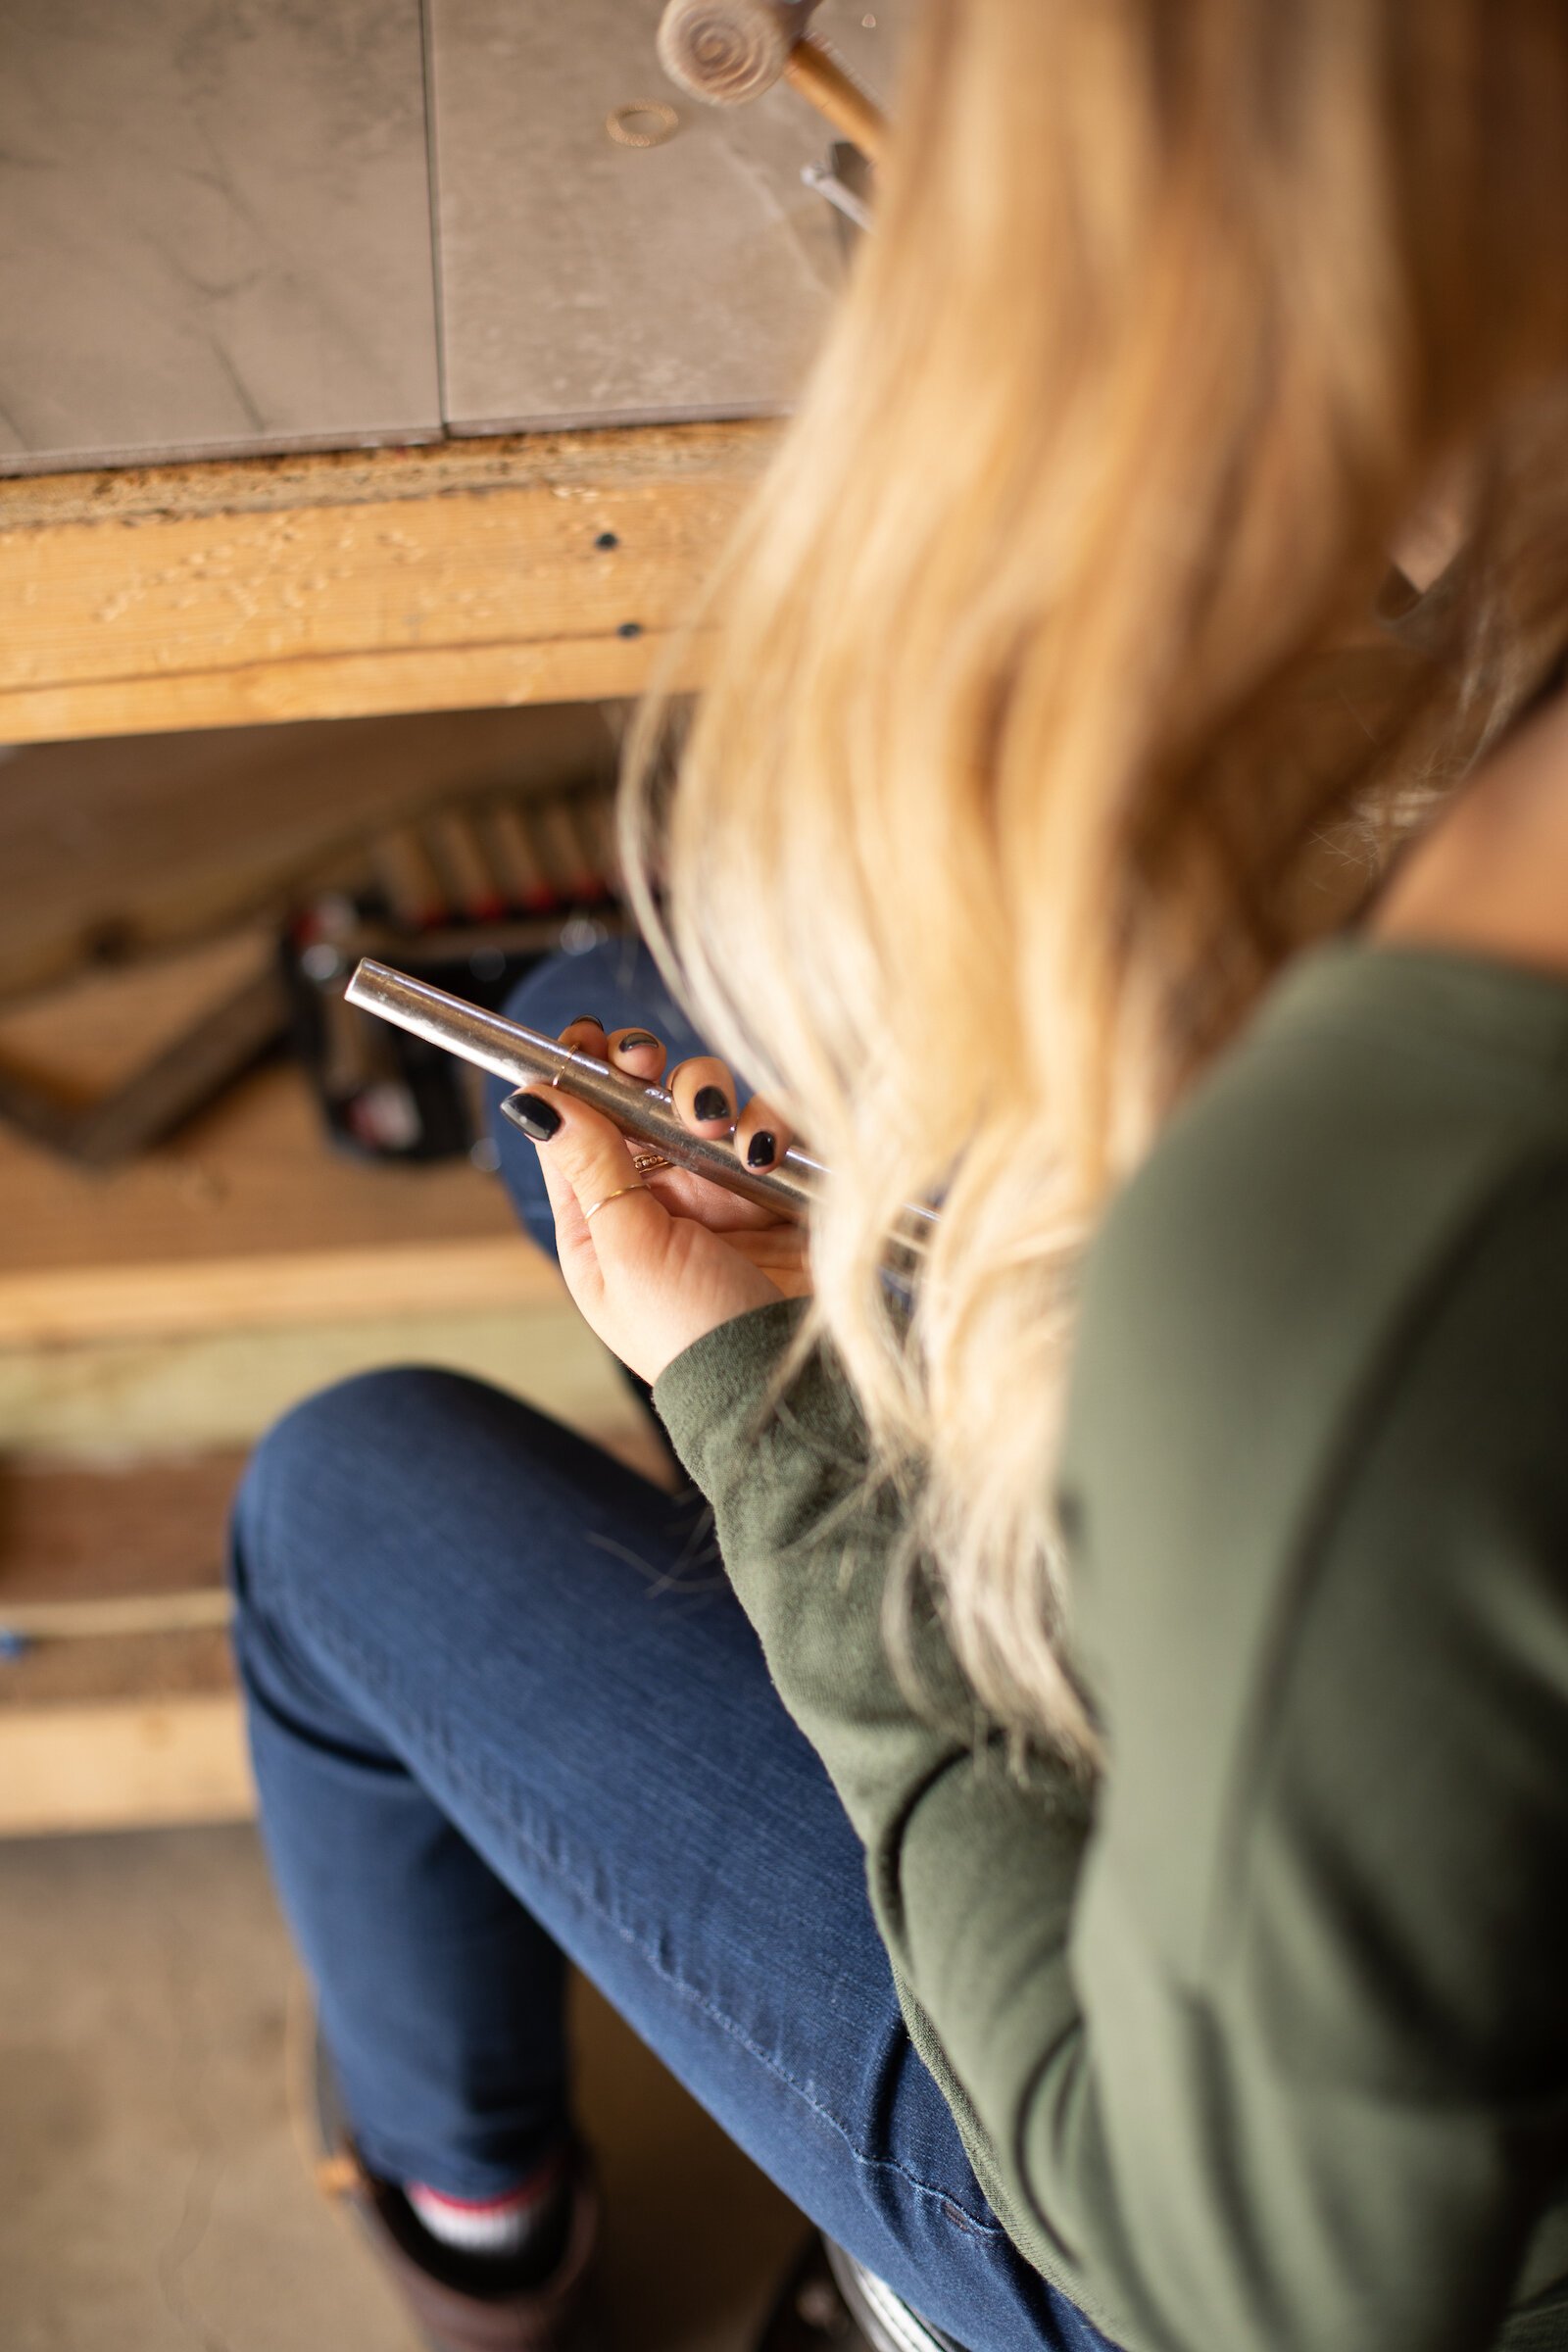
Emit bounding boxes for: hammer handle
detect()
[785,37,886,163]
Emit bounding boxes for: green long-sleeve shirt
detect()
[651,941,1568,2352]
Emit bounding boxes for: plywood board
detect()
[429,0,899,433]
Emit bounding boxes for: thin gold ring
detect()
[582,1180,647,1223]
[631,1151,673,1176]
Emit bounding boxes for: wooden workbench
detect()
[0,416,776,1835]
[0,420,775,743]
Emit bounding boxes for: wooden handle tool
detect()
[657,0,887,162]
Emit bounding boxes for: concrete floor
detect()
[0,1824,804,2352]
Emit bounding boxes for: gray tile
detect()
[0,0,442,473]
[428,0,903,432]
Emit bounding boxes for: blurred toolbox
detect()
[285,781,632,1165]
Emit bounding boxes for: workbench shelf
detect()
[0,421,773,1837]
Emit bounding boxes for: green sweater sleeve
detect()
[652,945,1568,2352]
[652,1298,1099,2293]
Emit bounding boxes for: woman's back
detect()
[650,923,1568,2351]
[1062,936,1568,2345]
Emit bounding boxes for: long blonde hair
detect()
[626,0,1568,1755]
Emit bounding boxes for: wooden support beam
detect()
[0,1696,254,1837]
[0,1236,559,1350]
[0,422,776,743]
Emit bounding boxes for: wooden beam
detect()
[0,1235,558,1348]
[0,1296,631,1453]
[0,422,776,743]
[0,1695,254,1836]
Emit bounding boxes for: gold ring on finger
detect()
[631,1151,672,1176]
[582,1181,647,1223]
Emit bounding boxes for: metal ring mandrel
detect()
[345,958,937,1249]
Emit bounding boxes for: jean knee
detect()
[230,1365,482,1632]
[498,934,665,1036]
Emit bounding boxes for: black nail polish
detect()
[567,1012,603,1030]
[693,1085,731,1122]
[502,1090,561,1141]
[618,1030,660,1051]
[747,1130,778,1168]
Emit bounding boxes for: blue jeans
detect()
[229,937,1112,2352]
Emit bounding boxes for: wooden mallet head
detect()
[658,0,886,160]
[657,0,824,107]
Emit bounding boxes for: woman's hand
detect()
[507,1016,811,1386]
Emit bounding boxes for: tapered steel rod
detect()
[345,957,830,1219]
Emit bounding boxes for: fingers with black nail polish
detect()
[734,1096,792,1172]
[560,1014,607,1052]
[608,1025,668,1082]
[669,1056,738,1133]
[502,1090,562,1141]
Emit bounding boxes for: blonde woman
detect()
[231,3,1568,2348]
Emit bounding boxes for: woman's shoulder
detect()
[1059,936,1568,1972]
[1081,933,1568,1394]
[1061,933,1568,1719]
